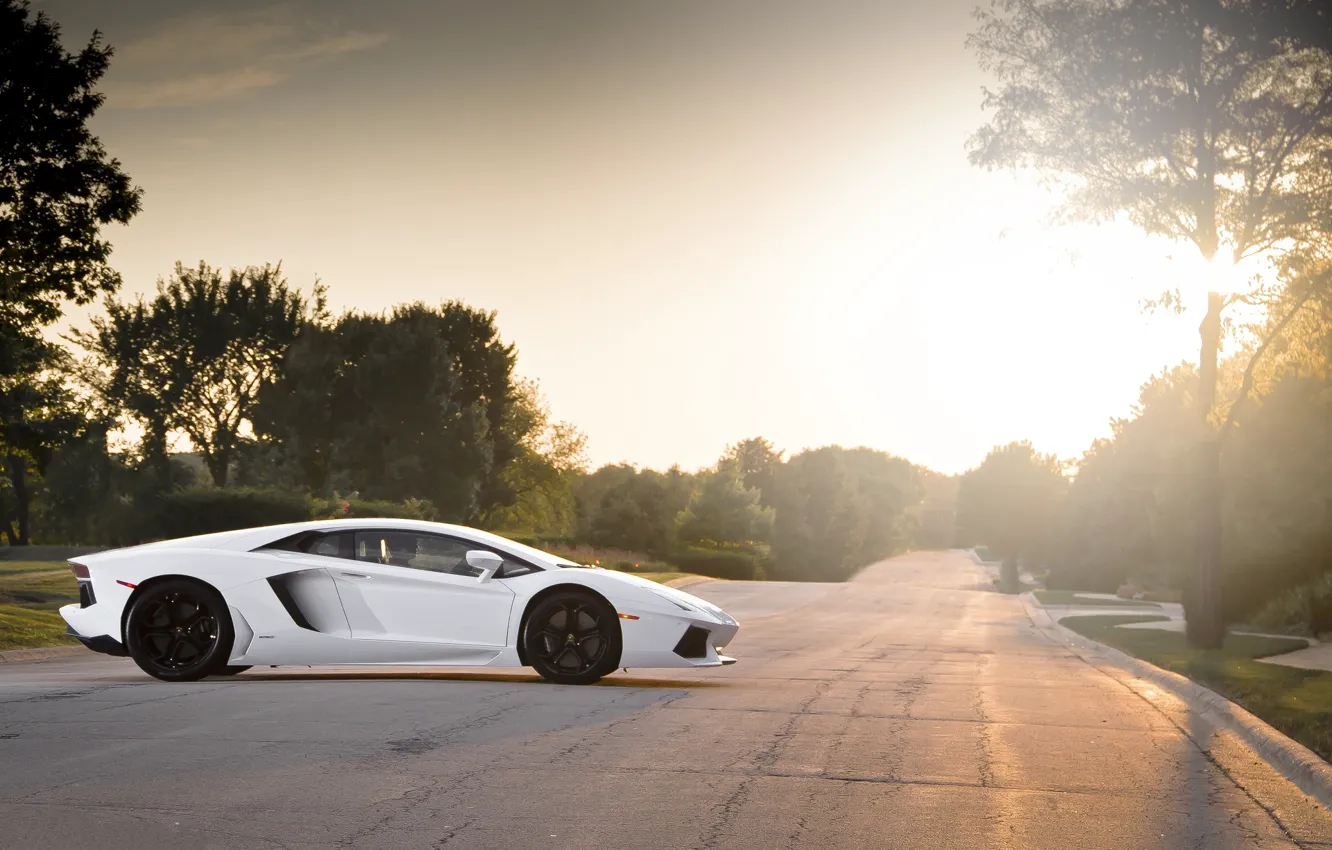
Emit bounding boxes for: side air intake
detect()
[673,626,710,659]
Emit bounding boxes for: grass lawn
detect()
[1061,614,1332,762]
[0,561,80,651]
[1035,590,1160,608]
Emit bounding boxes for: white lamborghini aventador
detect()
[59,519,739,685]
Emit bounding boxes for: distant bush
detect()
[973,545,997,562]
[539,543,673,572]
[669,547,763,581]
[1246,572,1332,637]
[139,488,311,541]
[310,495,437,521]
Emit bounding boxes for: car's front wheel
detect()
[524,591,621,685]
[124,579,235,682]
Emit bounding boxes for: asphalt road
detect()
[2,551,1331,849]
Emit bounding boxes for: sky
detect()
[34,0,1212,474]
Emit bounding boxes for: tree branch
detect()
[1218,286,1317,443]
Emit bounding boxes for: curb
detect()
[1020,592,1332,810]
[0,645,87,664]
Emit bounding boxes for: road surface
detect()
[1,551,1330,849]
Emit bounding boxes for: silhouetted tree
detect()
[0,0,141,337]
[0,0,140,539]
[71,262,324,487]
[255,305,494,521]
[0,338,84,544]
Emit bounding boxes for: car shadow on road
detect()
[223,669,725,689]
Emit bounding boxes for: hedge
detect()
[139,488,312,541]
[668,547,763,581]
[132,489,439,543]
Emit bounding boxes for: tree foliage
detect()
[955,440,1067,566]
[766,446,921,582]
[0,0,141,334]
[0,0,139,544]
[675,461,774,548]
[970,0,1332,269]
[254,303,497,521]
[0,337,86,544]
[71,262,324,487]
[483,378,588,537]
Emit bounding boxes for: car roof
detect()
[81,519,577,569]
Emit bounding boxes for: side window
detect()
[306,532,354,559]
[264,531,353,559]
[349,531,541,578]
[353,531,472,574]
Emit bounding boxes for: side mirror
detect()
[466,550,504,583]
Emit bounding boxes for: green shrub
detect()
[1247,571,1332,637]
[668,547,762,581]
[140,488,311,541]
[973,545,996,562]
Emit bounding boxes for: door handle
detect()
[340,571,372,580]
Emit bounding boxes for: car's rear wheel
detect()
[524,591,621,685]
[124,579,234,682]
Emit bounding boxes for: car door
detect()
[329,529,517,648]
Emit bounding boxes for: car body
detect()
[59,519,739,684]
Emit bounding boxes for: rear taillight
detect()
[70,562,90,579]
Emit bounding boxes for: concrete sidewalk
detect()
[1029,590,1330,672]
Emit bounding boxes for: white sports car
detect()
[59,519,739,685]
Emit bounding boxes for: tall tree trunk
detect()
[1186,292,1226,649]
[5,453,30,546]
[206,448,229,488]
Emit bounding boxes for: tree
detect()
[768,447,868,582]
[723,437,784,504]
[954,441,1068,586]
[969,0,1332,644]
[255,306,493,521]
[0,337,84,544]
[0,0,140,538]
[675,461,775,548]
[1051,367,1199,592]
[71,262,324,487]
[403,302,529,516]
[841,448,924,560]
[0,0,142,336]
[766,446,923,581]
[579,465,694,554]
[482,379,588,537]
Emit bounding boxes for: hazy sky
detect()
[35,0,1207,474]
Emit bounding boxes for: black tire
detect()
[214,665,252,676]
[523,590,621,685]
[124,579,235,682]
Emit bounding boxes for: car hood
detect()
[595,569,736,625]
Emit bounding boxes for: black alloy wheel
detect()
[124,579,234,682]
[524,591,621,685]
